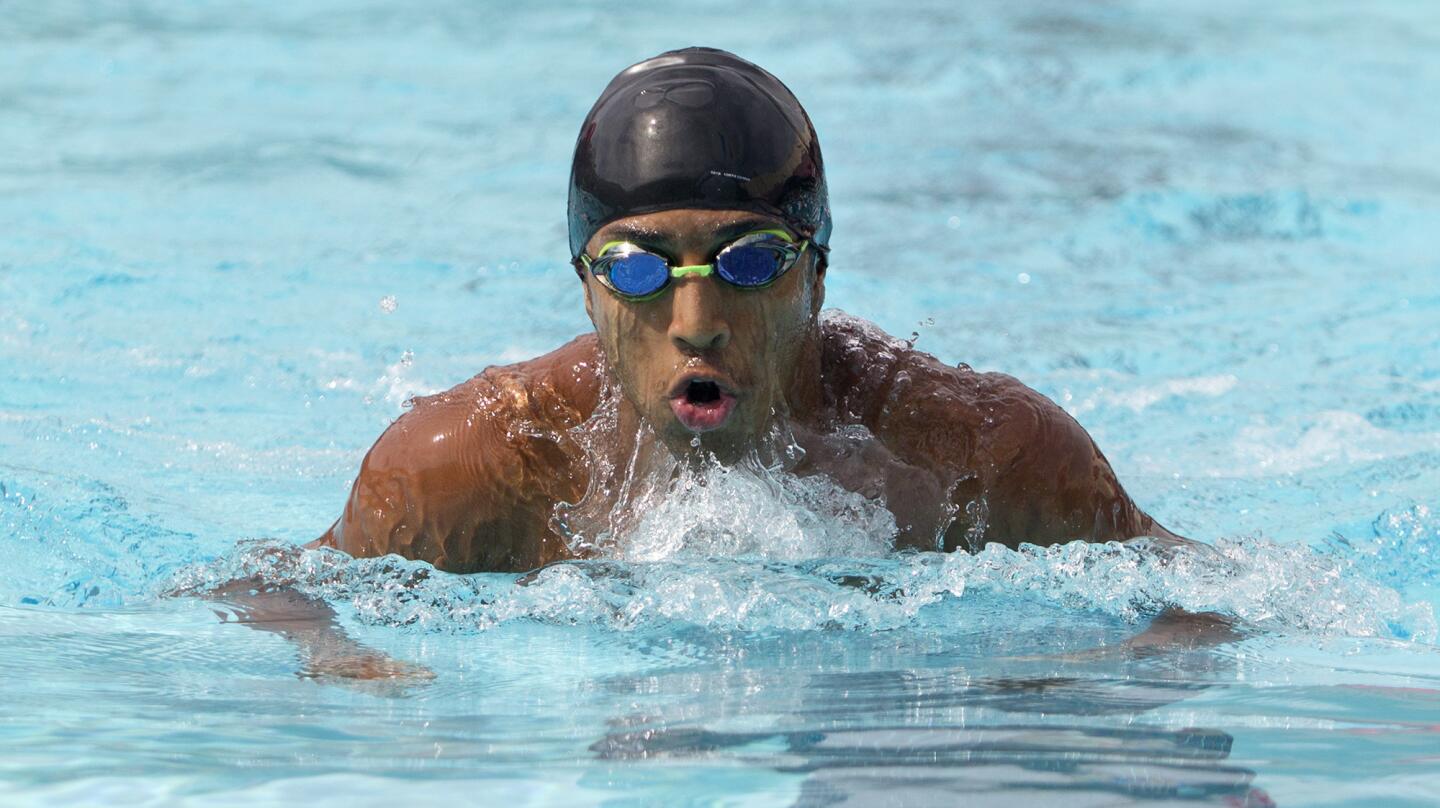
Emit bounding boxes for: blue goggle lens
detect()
[715,244,787,287]
[606,252,669,297]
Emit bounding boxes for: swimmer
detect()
[309,47,1189,572]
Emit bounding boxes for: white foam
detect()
[611,455,898,562]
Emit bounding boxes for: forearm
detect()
[204,576,432,683]
[1121,608,1242,655]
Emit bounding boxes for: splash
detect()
[170,530,1437,642]
[614,456,897,561]
[367,349,437,411]
[548,373,899,562]
[558,432,897,563]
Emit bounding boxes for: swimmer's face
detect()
[581,208,826,461]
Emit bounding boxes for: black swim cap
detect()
[568,47,831,260]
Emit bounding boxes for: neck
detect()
[781,321,828,429]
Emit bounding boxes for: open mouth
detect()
[686,380,722,405]
[668,377,738,433]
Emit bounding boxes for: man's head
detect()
[568,48,831,460]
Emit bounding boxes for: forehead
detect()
[588,208,790,253]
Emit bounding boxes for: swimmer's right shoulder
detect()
[404,333,604,431]
[325,334,602,572]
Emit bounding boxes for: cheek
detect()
[595,306,637,372]
[592,299,671,396]
[733,279,815,363]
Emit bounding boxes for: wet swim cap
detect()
[568,47,831,260]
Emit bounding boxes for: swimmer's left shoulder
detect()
[819,311,967,422]
[891,351,1093,478]
[819,313,1165,543]
[820,311,990,425]
[879,352,1146,542]
[818,312,1084,467]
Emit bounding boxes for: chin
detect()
[655,411,743,455]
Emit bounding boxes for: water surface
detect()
[3,1,1440,805]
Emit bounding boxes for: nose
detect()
[667,275,731,354]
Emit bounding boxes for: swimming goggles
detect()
[576,229,820,301]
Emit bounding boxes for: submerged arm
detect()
[1120,607,1242,655]
[204,576,433,685]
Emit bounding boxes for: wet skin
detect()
[313,209,1180,573]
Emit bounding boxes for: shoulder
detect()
[371,333,602,467]
[401,333,603,436]
[335,335,602,570]
[820,312,1055,465]
[818,312,1146,544]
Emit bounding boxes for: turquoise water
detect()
[4,1,1440,805]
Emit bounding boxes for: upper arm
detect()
[873,358,1165,549]
[975,382,1161,545]
[325,380,556,572]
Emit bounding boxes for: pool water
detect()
[4,1,1440,805]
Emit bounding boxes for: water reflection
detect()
[596,722,1263,805]
[589,632,1272,806]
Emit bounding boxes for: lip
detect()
[666,372,740,433]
